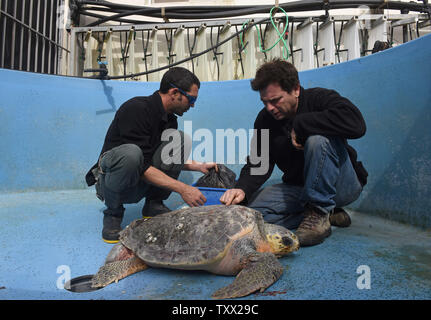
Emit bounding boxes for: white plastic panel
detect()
[265,20,283,61]
[243,26,257,79]
[148,28,159,81]
[367,16,388,54]
[172,26,187,69]
[127,30,136,79]
[218,25,233,81]
[342,19,361,61]
[105,30,114,78]
[194,26,210,81]
[318,19,336,66]
[83,32,98,76]
[294,20,314,71]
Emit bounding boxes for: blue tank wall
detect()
[0,34,430,228]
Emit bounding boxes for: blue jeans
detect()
[249,135,363,229]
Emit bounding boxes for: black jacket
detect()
[85,91,177,186]
[235,86,368,202]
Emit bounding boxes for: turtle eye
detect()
[282,236,293,246]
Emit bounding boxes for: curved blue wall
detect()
[1,34,430,228]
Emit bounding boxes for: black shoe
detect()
[295,205,331,247]
[102,208,124,244]
[329,207,351,227]
[142,199,171,218]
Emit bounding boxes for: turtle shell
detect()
[119,205,265,269]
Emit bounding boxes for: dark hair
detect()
[159,67,200,93]
[251,59,299,93]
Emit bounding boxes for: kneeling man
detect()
[221,59,368,247]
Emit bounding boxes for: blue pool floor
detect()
[1,188,430,300]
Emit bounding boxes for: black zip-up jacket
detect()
[85,91,177,187]
[235,86,368,202]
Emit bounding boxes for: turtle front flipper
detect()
[91,256,148,288]
[212,252,284,299]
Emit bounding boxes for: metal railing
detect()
[0,0,70,74]
[69,13,431,81]
[1,1,430,80]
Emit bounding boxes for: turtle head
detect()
[264,223,299,255]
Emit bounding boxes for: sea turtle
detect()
[91,205,299,299]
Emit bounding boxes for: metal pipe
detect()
[18,0,25,70]
[10,0,16,69]
[77,0,431,25]
[107,16,270,80]
[41,0,47,73]
[54,0,59,74]
[0,0,7,69]
[27,0,33,71]
[48,0,54,74]
[69,28,76,76]
[35,0,40,72]
[401,8,410,43]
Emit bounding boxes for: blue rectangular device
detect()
[192,183,227,205]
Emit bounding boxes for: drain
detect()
[64,275,102,293]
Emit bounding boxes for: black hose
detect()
[105,16,271,80]
[80,10,145,25]
[78,0,431,26]
[76,0,431,80]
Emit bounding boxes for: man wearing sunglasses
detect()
[85,67,217,243]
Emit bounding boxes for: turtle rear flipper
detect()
[91,257,148,288]
[212,252,284,299]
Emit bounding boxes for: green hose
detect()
[240,6,290,60]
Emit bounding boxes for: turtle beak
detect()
[282,236,299,251]
[282,236,293,246]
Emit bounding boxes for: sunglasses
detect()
[170,83,197,106]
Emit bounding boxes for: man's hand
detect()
[198,162,218,174]
[291,129,304,150]
[183,160,218,174]
[180,185,207,207]
[220,188,245,206]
